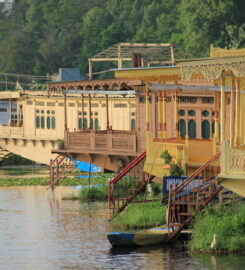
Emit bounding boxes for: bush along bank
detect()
[111,201,166,230]
[190,202,245,253]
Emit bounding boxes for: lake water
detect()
[0,165,49,177]
[0,187,244,270]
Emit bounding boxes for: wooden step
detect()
[179,213,193,216]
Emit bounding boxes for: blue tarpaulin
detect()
[69,158,101,173]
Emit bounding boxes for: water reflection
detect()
[0,187,243,270]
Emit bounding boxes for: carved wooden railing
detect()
[221,141,245,175]
[65,129,137,154]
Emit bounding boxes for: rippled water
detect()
[0,187,244,270]
[0,165,49,177]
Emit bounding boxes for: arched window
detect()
[188,120,196,139]
[51,117,56,129]
[91,118,94,129]
[47,117,50,129]
[95,118,99,130]
[179,119,186,138]
[36,116,40,128]
[84,118,88,129]
[202,120,210,139]
[131,119,136,130]
[78,118,83,129]
[41,116,45,129]
[212,121,215,135]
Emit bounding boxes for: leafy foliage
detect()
[0,0,244,78]
[190,202,245,252]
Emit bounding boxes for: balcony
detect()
[62,129,138,156]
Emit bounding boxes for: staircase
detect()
[108,151,155,215]
[167,152,223,242]
[49,155,77,188]
[0,147,12,163]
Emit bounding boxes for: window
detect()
[131,119,136,130]
[41,116,45,128]
[179,96,197,103]
[51,117,56,129]
[179,119,186,138]
[202,97,214,104]
[188,120,196,139]
[36,116,40,128]
[47,117,51,129]
[188,110,196,117]
[202,110,209,117]
[94,118,99,130]
[202,120,210,139]
[84,118,88,128]
[78,118,83,129]
[178,109,185,116]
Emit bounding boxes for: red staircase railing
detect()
[49,155,77,188]
[167,152,223,242]
[108,151,155,214]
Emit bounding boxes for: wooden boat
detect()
[107,225,171,247]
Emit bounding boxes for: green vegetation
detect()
[0,0,244,86]
[0,173,113,186]
[0,177,49,186]
[190,202,245,253]
[111,202,166,230]
[160,150,172,164]
[79,185,108,201]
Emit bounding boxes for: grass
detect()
[79,185,108,201]
[190,202,245,253]
[111,201,166,230]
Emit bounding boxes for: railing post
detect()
[50,159,53,185]
[108,130,113,151]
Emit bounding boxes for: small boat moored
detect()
[107,225,170,247]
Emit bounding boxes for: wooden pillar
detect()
[64,94,67,130]
[88,59,92,80]
[106,94,109,130]
[235,78,240,147]
[89,94,92,129]
[158,91,163,139]
[214,92,220,140]
[163,91,167,139]
[81,94,85,130]
[146,82,150,132]
[118,44,122,69]
[174,91,179,138]
[220,74,226,142]
[230,77,235,148]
